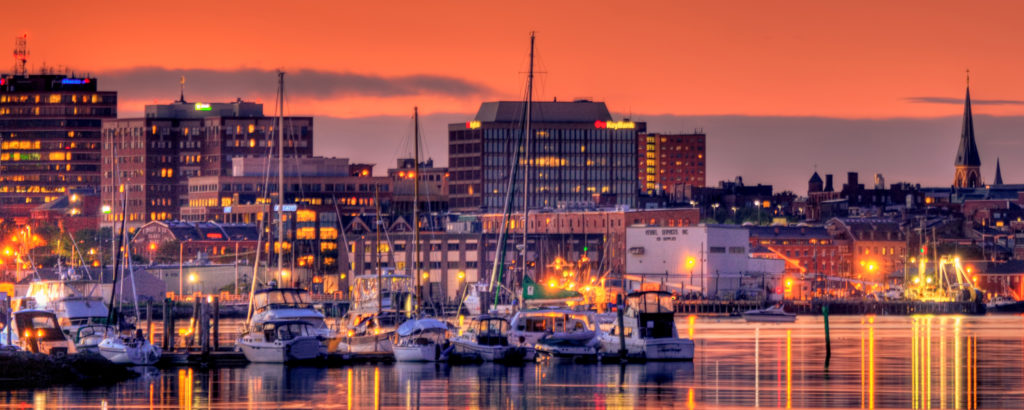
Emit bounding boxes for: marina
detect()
[0,315,1021,408]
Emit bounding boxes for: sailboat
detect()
[237,72,335,363]
[97,190,161,365]
[393,107,454,362]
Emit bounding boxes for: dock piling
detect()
[823,304,831,368]
[146,300,153,345]
[213,296,220,351]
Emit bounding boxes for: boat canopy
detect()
[59,299,108,319]
[396,318,449,337]
[626,291,675,314]
[253,288,313,310]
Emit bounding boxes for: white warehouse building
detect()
[624,224,784,298]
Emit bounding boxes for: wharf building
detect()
[638,131,706,198]
[100,98,312,232]
[0,74,116,222]
[448,100,644,213]
[747,225,842,278]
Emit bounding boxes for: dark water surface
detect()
[2,315,1022,409]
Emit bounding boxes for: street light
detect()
[711,203,720,221]
[753,200,762,225]
[188,273,197,295]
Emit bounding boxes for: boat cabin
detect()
[14,310,73,355]
[625,291,677,339]
[513,310,595,333]
[260,321,319,343]
[253,288,314,313]
[472,316,510,346]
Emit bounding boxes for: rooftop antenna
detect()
[13,34,28,77]
[966,68,970,88]
[179,75,186,103]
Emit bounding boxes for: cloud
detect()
[98,67,493,102]
[906,96,1024,105]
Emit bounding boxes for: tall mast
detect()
[413,107,421,314]
[276,71,285,282]
[374,186,383,317]
[520,32,535,298]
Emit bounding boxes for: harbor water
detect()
[3,315,1022,408]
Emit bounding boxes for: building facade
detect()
[100,99,312,231]
[448,100,643,213]
[0,74,116,221]
[638,132,706,197]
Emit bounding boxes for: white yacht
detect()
[238,320,327,363]
[98,330,162,365]
[240,287,340,353]
[742,304,797,323]
[508,308,599,362]
[599,291,694,361]
[22,278,113,352]
[451,315,527,362]
[392,318,452,362]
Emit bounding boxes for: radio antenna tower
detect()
[13,34,28,77]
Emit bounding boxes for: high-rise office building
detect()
[638,132,706,197]
[448,100,643,213]
[101,98,312,231]
[0,74,116,221]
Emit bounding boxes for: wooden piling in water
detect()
[200,298,210,356]
[146,300,153,345]
[823,304,831,368]
[162,299,170,351]
[212,296,220,351]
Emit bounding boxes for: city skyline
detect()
[6,1,1024,192]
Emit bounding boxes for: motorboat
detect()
[535,335,600,363]
[336,272,413,353]
[451,315,527,362]
[598,291,694,361]
[10,310,76,356]
[22,278,112,352]
[392,318,452,362]
[742,304,797,323]
[508,308,599,362]
[242,286,340,352]
[98,329,162,365]
[238,320,327,363]
[73,324,115,353]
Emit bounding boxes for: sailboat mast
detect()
[413,107,421,314]
[374,186,383,317]
[520,32,535,299]
[276,71,285,283]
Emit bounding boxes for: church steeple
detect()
[954,73,982,188]
[994,157,1004,185]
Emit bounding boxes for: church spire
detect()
[953,72,982,188]
[994,157,1004,185]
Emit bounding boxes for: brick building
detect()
[638,131,706,198]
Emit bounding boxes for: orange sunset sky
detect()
[8,1,1024,118]
[7,1,1024,191]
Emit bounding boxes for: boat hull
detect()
[239,337,325,363]
[98,339,161,366]
[452,339,531,362]
[339,333,394,353]
[393,343,446,362]
[743,313,797,323]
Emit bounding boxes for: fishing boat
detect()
[987,295,1024,313]
[598,290,694,361]
[451,314,527,362]
[238,320,327,363]
[742,304,796,323]
[392,318,452,362]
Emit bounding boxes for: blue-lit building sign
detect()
[60,78,90,85]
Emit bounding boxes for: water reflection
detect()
[2,316,1023,408]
